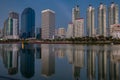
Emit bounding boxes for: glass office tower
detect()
[21,7,35,39]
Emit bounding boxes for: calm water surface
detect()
[0,44,120,80]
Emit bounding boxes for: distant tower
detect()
[87,5,95,37]
[72,5,80,23]
[41,9,55,39]
[98,3,107,37]
[108,2,119,36]
[21,7,35,39]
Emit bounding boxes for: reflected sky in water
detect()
[0,44,119,80]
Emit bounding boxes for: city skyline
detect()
[0,0,120,30]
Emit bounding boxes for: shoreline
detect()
[0,40,119,44]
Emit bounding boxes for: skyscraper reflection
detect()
[20,44,35,78]
[66,45,85,80]
[98,45,108,80]
[73,45,84,80]
[2,44,19,75]
[41,44,55,77]
[66,44,74,64]
[87,45,96,80]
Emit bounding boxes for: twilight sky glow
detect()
[0,0,119,30]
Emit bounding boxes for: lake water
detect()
[0,44,120,80]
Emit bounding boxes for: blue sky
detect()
[0,0,119,30]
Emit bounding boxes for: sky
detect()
[0,0,119,30]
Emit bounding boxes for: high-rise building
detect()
[21,7,35,39]
[41,9,55,39]
[3,12,19,39]
[71,5,84,38]
[9,12,19,39]
[66,23,74,38]
[74,18,84,37]
[108,2,119,36]
[98,3,107,37]
[72,5,80,22]
[58,28,66,38]
[87,5,95,37]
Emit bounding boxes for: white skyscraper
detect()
[74,18,84,37]
[87,5,95,37]
[98,3,107,37]
[72,5,80,23]
[41,9,55,39]
[108,2,119,36]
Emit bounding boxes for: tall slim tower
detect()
[72,5,80,23]
[41,9,55,39]
[98,3,107,37]
[87,5,95,37]
[108,2,119,36]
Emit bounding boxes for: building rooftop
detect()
[41,9,55,13]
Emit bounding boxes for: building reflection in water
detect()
[86,45,120,80]
[0,44,120,80]
[66,44,74,64]
[56,45,65,59]
[98,45,108,80]
[35,44,41,59]
[20,44,35,78]
[2,44,19,75]
[87,45,96,80]
[66,45,84,80]
[41,44,55,77]
[110,45,120,80]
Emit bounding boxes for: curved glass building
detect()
[21,7,35,39]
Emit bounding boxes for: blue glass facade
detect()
[21,8,35,39]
